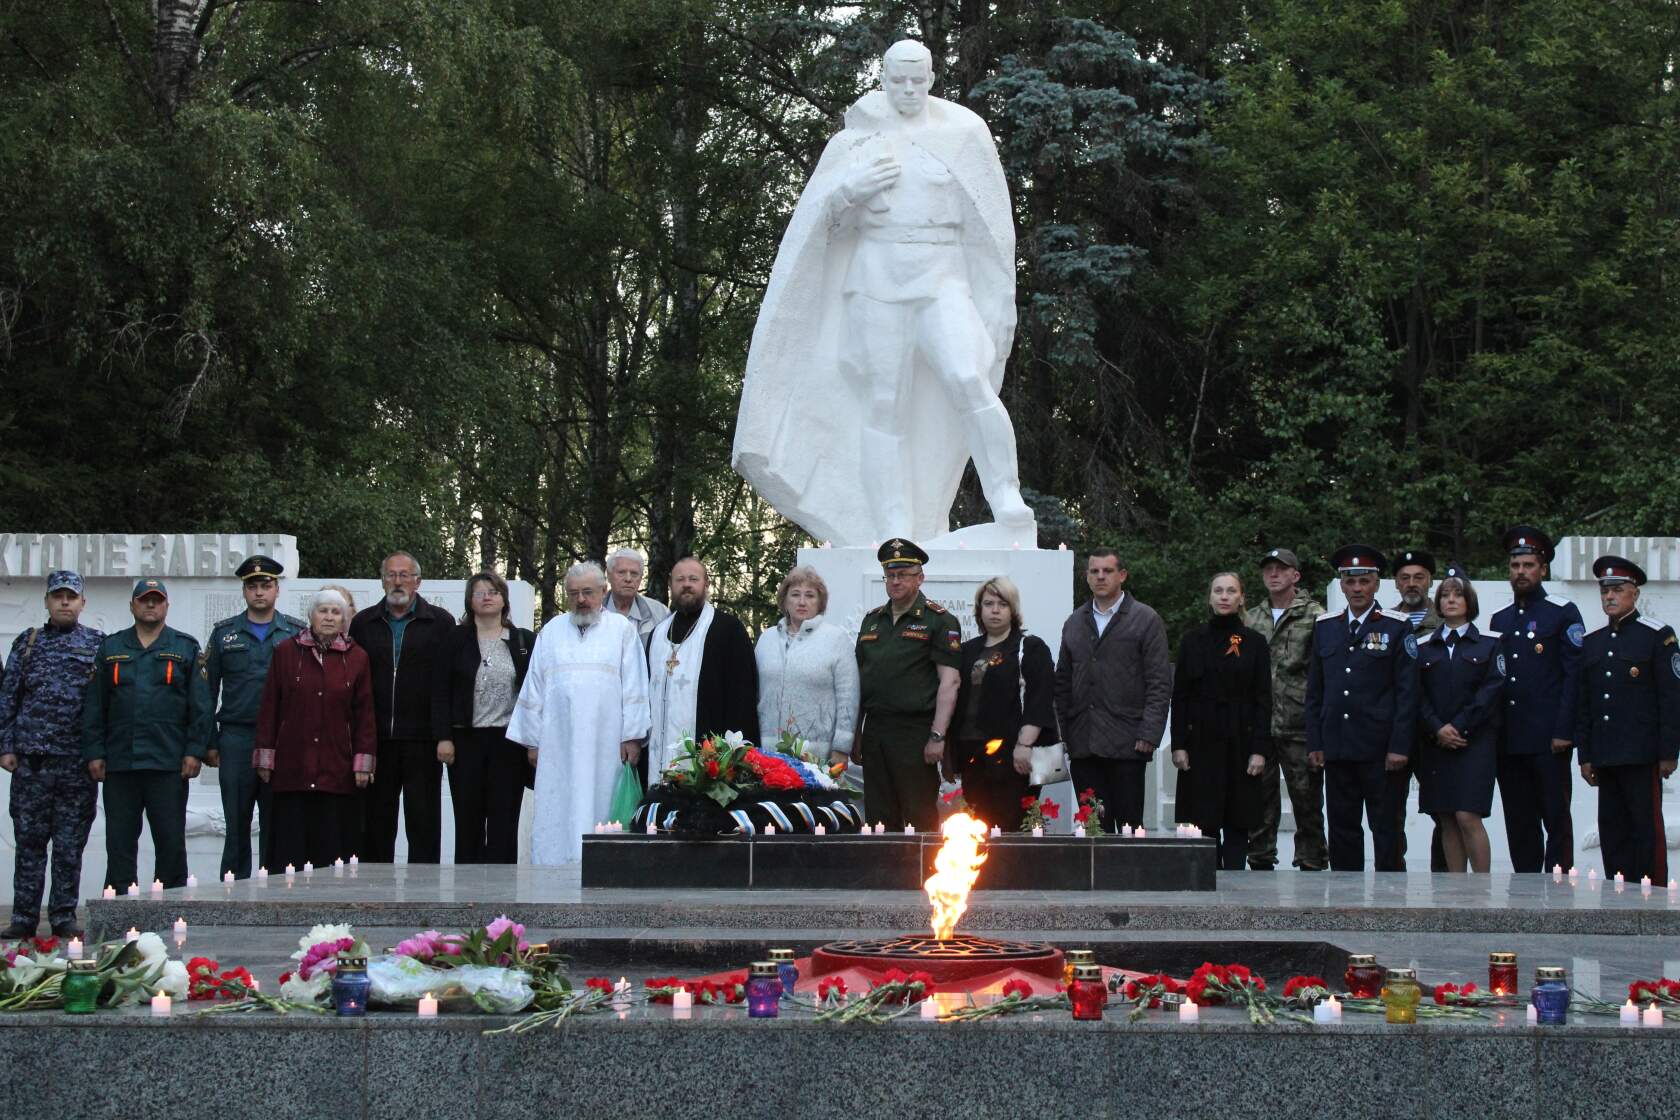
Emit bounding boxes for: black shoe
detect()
[1248,863,1276,871]
[1,922,35,940]
[51,924,83,940]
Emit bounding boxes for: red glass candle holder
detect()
[1070,965,1105,1021]
[1344,954,1383,999]
[1488,952,1518,997]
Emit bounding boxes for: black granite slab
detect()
[581,834,1216,891]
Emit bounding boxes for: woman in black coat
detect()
[1415,567,1503,873]
[430,572,536,863]
[1172,572,1272,870]
[950,577,1058,832]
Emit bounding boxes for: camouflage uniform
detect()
[1244,591,1328,869]
[0,621,105,933]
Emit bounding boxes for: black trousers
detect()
[102,769,187,890]
[1068,757,1147,833]
[361,737,442,863]
[1216,827,1248,871]
[268,791,360,870]
[1596,763,1668,883]
[447,726,527,864]
[1496,751,1574,872]
[1324,760,1408,871]
[955,741,1032,832]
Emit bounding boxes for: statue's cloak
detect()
[732,91,1016,546]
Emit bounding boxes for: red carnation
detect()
[817,976,847,1000]
[30,936,59,954]
[1021,796,1036,809]
[1001,979,1032,1000]
[1283,975,1328,999]
[705,758,720,778]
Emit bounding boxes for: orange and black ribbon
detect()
[165,660,174,686]
[1225,634,1244,657]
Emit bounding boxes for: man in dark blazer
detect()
[1053,548,1172,831]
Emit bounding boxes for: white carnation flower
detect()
[133,932,168,969]
[156,959,189,1000]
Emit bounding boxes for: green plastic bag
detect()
[607,763,642,826]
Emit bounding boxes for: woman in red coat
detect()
[254,590,376,869]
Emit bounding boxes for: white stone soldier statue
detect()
[733,39,1035,546]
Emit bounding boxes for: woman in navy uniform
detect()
[1415,566,1504,873]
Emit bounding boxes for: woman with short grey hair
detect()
[754,566,858,763]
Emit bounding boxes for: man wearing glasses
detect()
[852,540,962,831]
[349,551,456,863]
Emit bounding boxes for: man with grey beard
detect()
[349,551,455,863]
[507,562,650,863]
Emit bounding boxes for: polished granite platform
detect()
[84,865,1680,935]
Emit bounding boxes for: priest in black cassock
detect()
[644,557,761,782]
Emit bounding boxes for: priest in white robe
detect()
[645,557,761,776]
[507,561,650,865]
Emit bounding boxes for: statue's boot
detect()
[861,427,914,539]
[965,402,1036,531]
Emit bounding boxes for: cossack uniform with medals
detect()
[204,555,304,879]
[854,539,962,832]
[1574,556,1678,883]
[1490,525,1585,872]
[1304,546,1421,871]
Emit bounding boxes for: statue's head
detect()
[880,39,933,118]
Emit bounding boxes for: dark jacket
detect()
[1054,594,1172,761]
[0,621,104,759]
[431,622,536,739]
[951,630,1058,748]
[80,625,212,769]
[1417,624,1504,751]
[1490,586,1585,757]
[348,594,457,740]
[1305,606,1421,764]
[1171,614,1272,829]
[1575,611,1680,767]
[253,633,377,796]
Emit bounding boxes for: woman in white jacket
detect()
[755,566,859,765]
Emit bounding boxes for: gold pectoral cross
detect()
[665,650,680,675]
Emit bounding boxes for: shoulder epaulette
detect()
[1545,594,1571,607]
[1638,615,1668,631]
[1379,608,1409,622]
[925,601,946,614]
[213,614,244,631]
[1417,630,1438,643]
[280,613,307,629]
[864,604,886,617]
[1480,629,1502,639]
[1315,610,1341,622]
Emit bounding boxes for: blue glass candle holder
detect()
[332,954,371,1017]
[747,962,782,1018]
[1531,966,1569,1025]
[769,949,798,997]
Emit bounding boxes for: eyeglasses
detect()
[385,571,419,582]
[470,590,502,601]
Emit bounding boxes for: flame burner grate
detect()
[809,934,1065,984]
[820,935,1053,961]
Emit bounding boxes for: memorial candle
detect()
[1531,966,1569,1025]
[1177,999,1199,1023]
[647,823,658,835]
[763,825,775,836]
[1642,1003,1663,1028]
[150,878,163,893]
[1312,1001,1334,1024]
[1488,952,1518,997]
[814,824,826,836]
[349,854,359,867]
[150,991,172,1018]
[1031,826,1044,838]
[919,997,940,1020]
[1121,825,1134,838]
[1326,996,1342,1021]
[903,824,915,835]
[125,927,139,943]
[284,863,295,875]
[257,866,268,880]
[102,887,116,900]
[1552,864,1563,882]
[671,989,693,1011]
[1135,827,1146,838]
[185,873,197,888]
[1620,1000,1641,1025]
[1525,1004,1539,1025]
[1070,964,1105,1021]
[417,993,439,1019]
[127,883,139,897]
[990,826,1002,838]
[746,962,782,1018]
[303,861,314,875]
[223,871,235,884]
[173,917,187,939]
[61,960,100,1014]
[66,937,83,960]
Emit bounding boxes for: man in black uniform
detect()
[1490,525,1585,872]
[1305,546,1420,871]
[854,540,961,832]
[1575,556,1677,883]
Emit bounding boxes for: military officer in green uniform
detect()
[205,556,303,879]
[852,540,962,831]
[82,578,212,890]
